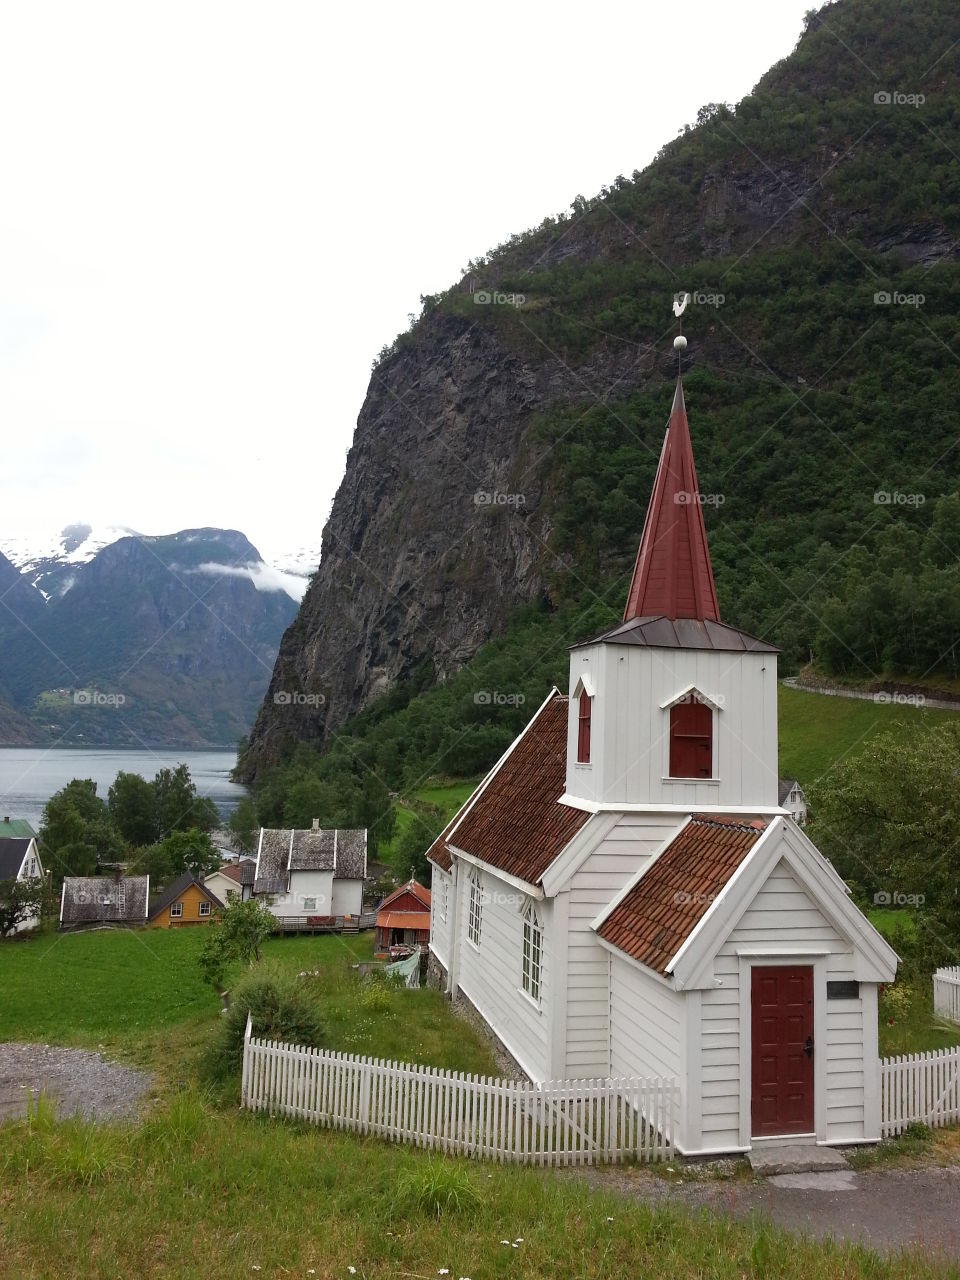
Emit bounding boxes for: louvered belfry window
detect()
[669,697,712,778]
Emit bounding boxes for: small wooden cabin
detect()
[147,872,223,928]
[375,879,431,957]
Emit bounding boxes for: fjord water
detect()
[0,747,246,829]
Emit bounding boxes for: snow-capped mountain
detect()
[0,524,319,602]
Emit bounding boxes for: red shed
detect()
[375,879,431,957]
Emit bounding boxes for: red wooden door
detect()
[751,965,814,1137]
[669,700,712,777]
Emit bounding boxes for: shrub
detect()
[210,967,326,1077]
[394,1156,481,1218]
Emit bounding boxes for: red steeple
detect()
[623,378,720,622]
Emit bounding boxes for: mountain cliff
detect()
[240,0,960,782]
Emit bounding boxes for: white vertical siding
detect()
[429,864,451,968]
[564,815,682,1077]
[566,644,778,810]
[700,857,867,1148]
[455,866,549,1081]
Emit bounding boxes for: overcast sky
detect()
[0,0,814,569]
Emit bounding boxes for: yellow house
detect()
[147,871,223,929]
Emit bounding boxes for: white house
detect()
[0,836,44,934]
[778,778,808,825]
[428,374,897,1156]
[253,821,367,919]
[205,857,256,905]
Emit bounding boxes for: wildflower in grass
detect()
[348,1269,357,1275]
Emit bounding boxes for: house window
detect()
[198,901,211,917]
[521,903,542,1003]
[439,876,448,924]
[170,902,183,918]
[302,897,317,911]
[669,698,712,778]
[577,691,592,764]
[467,874,482,947]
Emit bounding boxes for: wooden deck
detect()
[270,912,377,936]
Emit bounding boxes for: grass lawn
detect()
[778,684,958,789]
[1,928,958,1278]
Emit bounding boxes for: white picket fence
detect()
[933,967,960,1025]
[880,1044,960,1136]
[241,1017,676,1165]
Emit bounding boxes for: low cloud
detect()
[187,560,309,602]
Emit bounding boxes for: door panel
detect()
[751,965,814,1137]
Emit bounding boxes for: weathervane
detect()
[672,291,690,373]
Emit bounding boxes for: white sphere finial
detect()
[673,335,687,352]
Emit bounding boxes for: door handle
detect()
[804,1035,814,1059]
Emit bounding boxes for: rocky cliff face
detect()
[239,0,960,779]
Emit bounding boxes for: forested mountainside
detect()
[240,0,960,805]
[0,531,297,747]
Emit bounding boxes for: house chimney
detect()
[312,817,320,831]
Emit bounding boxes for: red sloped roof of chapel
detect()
[428,693,589,886]
[597,815,764,975]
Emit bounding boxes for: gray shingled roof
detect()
[778,778,800,805]
[290,827,336,872]
[0,838,32,881]
[254,826,367,893]
[334,829,367,880]
[60,876,150,925]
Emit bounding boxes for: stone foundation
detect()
[452,990,529,1080]
[425,949,447,991]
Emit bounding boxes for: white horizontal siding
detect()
[564,816,681,1077]
[456,866,549,1081]
[609,955,684,1081]
[702,857,867,1146]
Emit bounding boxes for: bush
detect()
[394,1155,481,1218]
[210,967,326,1078]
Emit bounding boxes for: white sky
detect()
[0,1,813,567]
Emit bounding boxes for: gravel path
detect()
[0,1042,154,1124]
[577,1162,960,1259]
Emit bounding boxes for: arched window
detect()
[467,874,482,947]
[521,902,543,1002]
[577,690,592,764]
[669,696,713,778]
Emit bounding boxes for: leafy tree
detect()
[226,796,259,855]
[198,897,277,991]
[153,764,219,839]
[38,779,123,882]
[138,824,218,885]
[108,771,156,846]
[809,722,960,968]
[388,811,444,885]
[0,877,44,937]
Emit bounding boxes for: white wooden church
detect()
[428,372,897,1157]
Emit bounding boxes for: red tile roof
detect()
[431,693,590,887]
[597,815,765,975]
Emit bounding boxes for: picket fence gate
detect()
[880,1043,960,1136]
[933,967,960,1025]
[241,1017,676,1165]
